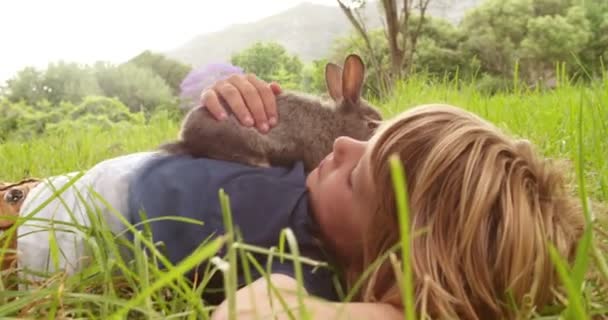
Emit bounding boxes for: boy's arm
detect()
[211,273,403,320]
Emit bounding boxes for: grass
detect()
[0,76,607,319]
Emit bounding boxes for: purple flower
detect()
[179,63,244,110]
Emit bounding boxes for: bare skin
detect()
[201,75,401,320]
[200,73,282,133]
[211,274,402,320]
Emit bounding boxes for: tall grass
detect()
[380,75,607,203]
[0,77,606,319]
[0,115,179,181]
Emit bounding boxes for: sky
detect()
[0,0,338,83]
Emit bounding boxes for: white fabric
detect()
[17,151,161,277]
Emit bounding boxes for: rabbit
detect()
[160,54,382,173]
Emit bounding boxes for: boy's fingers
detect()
[249,74,278,128]
[228,75,268,132]
[270,82,282,95]
[200,90,226,120]
[215,81,253,127]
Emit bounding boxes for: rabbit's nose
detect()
[4,189,24,204]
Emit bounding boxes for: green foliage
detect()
[300,59,328,94]
[411,16,476,79]
[129,50,192,95]
[0,78,606,319]
[94,62,175,113]
[459,0,534,77]
[69,96,144,124]
[4,60,176,114]
[579,0,608,74]
[331,16,473,96]
[0,3,607,316]
[231,42,303,89]
[519,6,592,79]
[0,114,179,178]
[329,0,607,94]
[0,98,66,140]
[460,0,607,86]
[474,73,515,95]
[330,29,391,97]
[0,96,147,143]
[41,61,103,104]
[4,67,46,104]
[520,6,591,62]
[5,62,103,105]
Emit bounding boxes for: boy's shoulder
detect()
[128,155,309,222]
[133,154,307,188]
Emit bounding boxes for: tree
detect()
[300,59,330,94]
[579,0,608,77]
[330,15,468,96]
[330,29,390,97]
[94,62,174,113]
[41,61,103,104]
[129,50,192,95]
[6,62,102,105]
[459,0,601,86]
[230,42,303,89]
[4,67,46,104]
[337,0,432,90]
[519,6,592,82]
[459,0,534,78]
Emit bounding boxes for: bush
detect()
[459,0,606,85]
[129,50,192,95]
[231,42,303,89]
[69,96,144,124]
[5,60,178,114]
[94,62,175,114]
[0,96,150,142]
[475,74,515,95]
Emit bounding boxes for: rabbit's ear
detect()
[325,62,343,101]
[342,54,365,106]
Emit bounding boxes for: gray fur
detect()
[160,54,382,173]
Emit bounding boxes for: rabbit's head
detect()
[325,54,382,141]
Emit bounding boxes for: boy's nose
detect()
[333,137,366,161]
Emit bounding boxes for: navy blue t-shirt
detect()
[127,155,340,303]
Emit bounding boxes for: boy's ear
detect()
[325,62,343,102]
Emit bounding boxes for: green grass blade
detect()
[219,189,238,320]
[389,154,417,320]
[110,236,223,319]
[547,243,588,320]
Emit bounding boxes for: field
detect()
[1,77,607,319]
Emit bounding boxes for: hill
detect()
[165,0,481,67]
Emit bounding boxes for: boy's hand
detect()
[200,74,282,133]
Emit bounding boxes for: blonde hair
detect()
[355,104,584,319]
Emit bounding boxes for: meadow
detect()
[0,76,607,319]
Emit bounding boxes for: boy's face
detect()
[306,136,374,264]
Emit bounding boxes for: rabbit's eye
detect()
[368,121,379,130]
